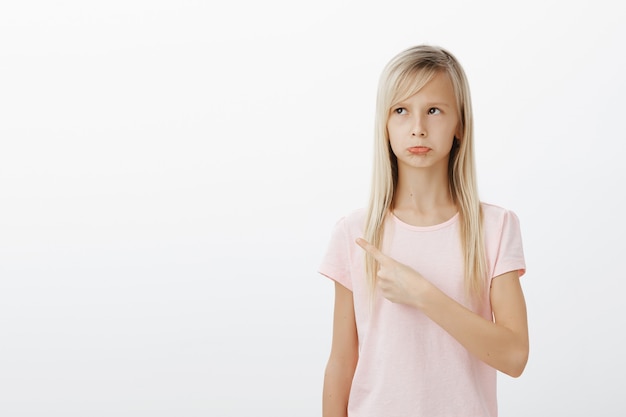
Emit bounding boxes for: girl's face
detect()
[387,71,461,173]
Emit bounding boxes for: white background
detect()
[1,0,625,416]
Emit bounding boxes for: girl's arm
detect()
[356,238,529,377]
[418,270,529,377]
[323,281,358,417]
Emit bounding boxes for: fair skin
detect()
[323,71,529,417]
[387,71,461,225]
[322,282,358,417]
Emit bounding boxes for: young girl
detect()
[318,45,528,417]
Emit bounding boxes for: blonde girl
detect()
[319,45,528,417]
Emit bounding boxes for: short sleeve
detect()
[318,217,353,291]
[492,210,526,279]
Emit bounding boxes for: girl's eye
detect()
[394,107,407,115]
[428,107,441,115]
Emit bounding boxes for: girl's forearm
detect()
[415,283,528,377]
[322,357,356,417]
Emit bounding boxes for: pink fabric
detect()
[319,203,526,417]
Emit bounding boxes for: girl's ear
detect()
[455,124,463,142]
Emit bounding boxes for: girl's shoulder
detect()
[481,201,520,219]
[480,201,523,233]
[332,207,368,235]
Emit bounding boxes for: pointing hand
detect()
[356,238,432,306]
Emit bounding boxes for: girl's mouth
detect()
[408,146,430,155]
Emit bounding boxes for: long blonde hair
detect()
[364,44,487,303]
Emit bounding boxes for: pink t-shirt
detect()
[319,203,526,417]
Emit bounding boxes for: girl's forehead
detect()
[393,72,456,104]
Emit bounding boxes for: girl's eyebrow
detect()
[392,100,453,108]
[425,102,452,108]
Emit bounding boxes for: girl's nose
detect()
[411,117,427,137]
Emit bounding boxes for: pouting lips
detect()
[408,146,431,155]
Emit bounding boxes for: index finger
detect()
[355,238,388,263]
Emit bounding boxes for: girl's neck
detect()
[392,167,457,226]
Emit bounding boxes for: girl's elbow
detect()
[503,345,529,378]
[504,362,526,378]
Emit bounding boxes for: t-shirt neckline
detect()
[390,211,459,231]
